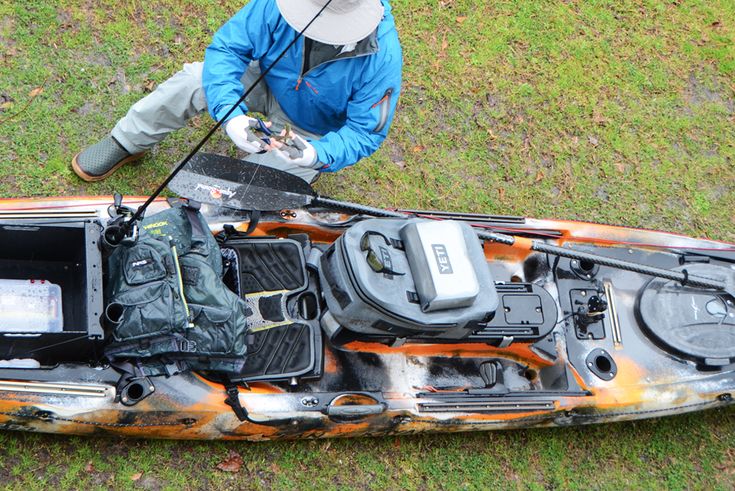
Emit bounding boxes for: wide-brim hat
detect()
[276,0,384,45]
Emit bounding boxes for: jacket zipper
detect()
[295,40,378,94]
[371,88,393,109]
[295,40,307,91]
[169,238,193,327]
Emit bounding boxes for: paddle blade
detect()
[168,153,315,211]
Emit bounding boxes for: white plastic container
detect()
[0,279,63,333]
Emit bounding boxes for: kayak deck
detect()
[0,197,732,440]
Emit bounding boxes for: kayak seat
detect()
[319,218,499,340]
[221,237,322,383]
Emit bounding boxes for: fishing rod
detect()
[106,0,335,244]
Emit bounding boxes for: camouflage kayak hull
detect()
[0,196,732,440]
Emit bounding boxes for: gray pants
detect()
[111,62,322,182]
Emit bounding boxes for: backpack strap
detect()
[181,201,207,237]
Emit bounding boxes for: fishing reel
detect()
[102,193,140,250]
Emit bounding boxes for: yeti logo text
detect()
[431,244,453,274]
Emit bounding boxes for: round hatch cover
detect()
[638,264,735,366]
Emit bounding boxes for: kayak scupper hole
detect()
[524,368,538,381]
[595,355,612,373]
[579,260,595,272]
[126,382,145,402]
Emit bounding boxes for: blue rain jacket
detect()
[203,0,403,172]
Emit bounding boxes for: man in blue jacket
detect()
[72,0,402,183]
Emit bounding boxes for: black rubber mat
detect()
[237,240,306,294]
[238,323,320,382]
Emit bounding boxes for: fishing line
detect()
[6,334,90,360]
[121,0,335,233]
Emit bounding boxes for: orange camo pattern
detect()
[0,196,731,440]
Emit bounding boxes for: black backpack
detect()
[104,203,252,379]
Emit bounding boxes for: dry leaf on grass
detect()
[216,450,244,473]
[130,472,143,481]
[28,87,44,98]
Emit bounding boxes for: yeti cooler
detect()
[400,220,480,312]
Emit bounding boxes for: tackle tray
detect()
[0,220,104,364]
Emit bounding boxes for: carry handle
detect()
[324,403,386,419]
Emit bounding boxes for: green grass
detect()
[0,0,734,489]
[0,410,733,490]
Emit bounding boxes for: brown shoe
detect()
[72,136,145,182]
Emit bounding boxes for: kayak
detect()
[0,155,733,441]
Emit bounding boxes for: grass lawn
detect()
[0,0,734,489]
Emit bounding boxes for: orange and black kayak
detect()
[0,156,732,441]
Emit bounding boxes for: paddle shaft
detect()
[311,196,727,291]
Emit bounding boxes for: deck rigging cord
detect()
[108,0,335,241]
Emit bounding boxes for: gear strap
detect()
[224,380,250,422]
[217,211,262,244]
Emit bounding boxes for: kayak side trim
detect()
[418,399,556,413]
[0,380,111,398]
[410,399,729,427]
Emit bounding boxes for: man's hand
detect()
[225,115,270,154]
[270,132,319,168]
